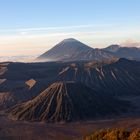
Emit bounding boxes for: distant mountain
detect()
[37,38,92,61]
[103,44,120,52]
[37,38,116,61]
[113,47,140,60]
[104,45,140,60]
[37,38,140,62]
[9,82,130,122]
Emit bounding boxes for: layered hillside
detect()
[0,59,140,108]
[58,58,140,96]
[9,82,130,122]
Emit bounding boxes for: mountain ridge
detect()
[37,38,140,62]
[9,81,130,122]
[37,38,117,62]
[0,58,140,109]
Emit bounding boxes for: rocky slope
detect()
[0,59,140,108]
[57,58,140,96]
[9,82,130,122]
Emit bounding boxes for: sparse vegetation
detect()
[81,128,140,140]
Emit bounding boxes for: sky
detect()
[0,0,140,58]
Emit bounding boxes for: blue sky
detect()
[0,0,140,57]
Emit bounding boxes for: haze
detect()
[0,0,140,57]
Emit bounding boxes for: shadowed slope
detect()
[0,58,140,107]
[58,58,140,96]
[9,82,130,122]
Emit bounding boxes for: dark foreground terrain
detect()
[1,95,140,140]
[0,111,140,140]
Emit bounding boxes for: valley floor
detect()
[0,111,140,140]
[0,96,140,140]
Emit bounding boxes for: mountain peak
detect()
[57,38,87,47]
[62,38,79,42]
[37,38,92,61]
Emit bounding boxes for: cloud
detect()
[19,25,97,31]
[121,39,140,47]
[0,24,115,35]
[0,55,37,62]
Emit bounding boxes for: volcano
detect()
[9,82,130,122]
[37,38,115,61]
